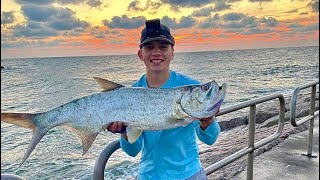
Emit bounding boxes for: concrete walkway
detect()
[234,116,319,180]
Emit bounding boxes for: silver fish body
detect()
[1,77,227,165]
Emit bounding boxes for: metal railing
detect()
[93,94,286,180]
[290,80,319,157]
[204,94,285,179]
[93,139,120,180]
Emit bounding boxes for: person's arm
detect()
[107,122,142,157]
[195,116,221,145]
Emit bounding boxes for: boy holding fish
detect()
[107,19,221,180]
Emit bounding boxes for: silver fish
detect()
[1,77,227,166]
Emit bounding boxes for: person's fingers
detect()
[108,122,118,133]
[107,122,113,131]
[107,122,126,133]
[117,122,123,132]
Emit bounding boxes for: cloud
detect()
[242,27,273,34]
[248,0,273,2]
[259,17,278,27]
[49,17,89,30]
[21,4,89,30]
[102,15,146,29]
[161,15,196,29]
[128,0,163,11]
[308,0,319,12]
[198,12,280,35]
[160,0,212,8]
[198,14,221,28]
[299,12,309,15]
[56,0,87,5]
[219,13,259,29]
[15,0,55,5]
[286,9,298,13]
[86,0,103,8]
[1,11,16,24]
[10,21,58,37]
[21,5,57,21]
[222,12,245,21]
[16,0,105,8]
[128,0,148,11]
[288,22,319,32]
[213,0,232,12]
[1,39,61,49]
[192,6,214,17]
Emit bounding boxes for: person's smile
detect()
[150,59,164,64]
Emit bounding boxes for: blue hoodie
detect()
[120,70,220,180]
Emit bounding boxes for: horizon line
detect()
[1,45,319,60]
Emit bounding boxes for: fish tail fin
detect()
[1,113,37,129]
[19,127,49,167]
[1,113,50,166]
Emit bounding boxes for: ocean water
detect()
[1,46,319,179]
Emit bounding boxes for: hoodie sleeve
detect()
[120,135,142,157]
[195,118,220,145]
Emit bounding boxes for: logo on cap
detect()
[140,19,175,48]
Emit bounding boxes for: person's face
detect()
[138,40,174,73]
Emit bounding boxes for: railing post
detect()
[302,84,317,158]
[247,105,256,180]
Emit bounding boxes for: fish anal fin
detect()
[65,125,99,155]
[80,132,99,155]
[126,128,142,144]
[93,77,124,92]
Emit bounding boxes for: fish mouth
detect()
[207,99,223,112]
[218,83,227,95]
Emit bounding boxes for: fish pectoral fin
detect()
[93,77,125,92]
[126,128,142,144]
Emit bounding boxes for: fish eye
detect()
[201,85,209,91]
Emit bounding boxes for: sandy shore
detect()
[199,92,319,179]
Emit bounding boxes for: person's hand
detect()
[107,121,126,133]
[199,116,214,130]
[199,108,220,130]
[200,107,220,122]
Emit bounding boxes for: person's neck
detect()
[146,70,170,88]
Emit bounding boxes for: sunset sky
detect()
[1,0,319,59]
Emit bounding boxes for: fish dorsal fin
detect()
[93,77,125,92]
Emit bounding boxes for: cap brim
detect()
[140,37,174,47]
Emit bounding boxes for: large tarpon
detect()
[1,77,227,166]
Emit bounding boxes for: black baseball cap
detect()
[139,19,175,48]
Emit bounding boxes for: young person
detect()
[107,18,220,180]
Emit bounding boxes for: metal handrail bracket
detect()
[290,80,319,127]
[290,80,319,157]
